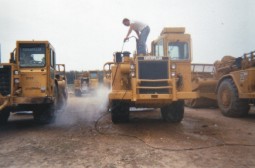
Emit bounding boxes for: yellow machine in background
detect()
[187,51,255,117]
[0,41,68,124]
[73,72,89,96]
[73,70,104,96]
[184,64,217,108]
[105,27,197,123]
[215,51,255,117]
[88,70,103,91]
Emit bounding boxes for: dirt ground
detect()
[0,92,255,168]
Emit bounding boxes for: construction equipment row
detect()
[0,27,254,125]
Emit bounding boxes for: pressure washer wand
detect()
[121,41,125,52]
[121,36,138,52]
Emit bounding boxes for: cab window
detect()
[50,49,56,68]
[19,43,46,67]
[168,42,189,60]
[154,40,164,56]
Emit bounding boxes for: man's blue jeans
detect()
[137,26,150,55]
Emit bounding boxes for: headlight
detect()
[171,63,176,69]
[14,78,20,84]
[130,71,135,77]
[130,64,135,70]
[41,86,46,92]
[171,72,176,77]
[14,70,19,75]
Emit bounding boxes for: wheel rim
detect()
[221,86,231,108]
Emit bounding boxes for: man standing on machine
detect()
[122,18,150,55]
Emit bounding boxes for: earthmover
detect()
[88,70,103,91]
[0,41,68,124]
[184,63,218,108]
[215,51,255,117]
[73,70,103,96]
[187,51,255,117]
[73,72,89,96]
[105,27,197,123]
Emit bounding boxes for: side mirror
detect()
[55,74,60,80]
[114,52,122,63]
[9,52,15,63]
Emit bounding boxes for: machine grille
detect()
[138,60,169,94]
[0,65,12,96]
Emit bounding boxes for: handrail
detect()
[137,86,172,89]
[137,79,172,83]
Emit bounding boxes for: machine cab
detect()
[13,41,57,97]
[151,27,193,92]
[152,27,191,61]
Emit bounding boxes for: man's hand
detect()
[124,37,129,42]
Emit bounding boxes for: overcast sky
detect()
[0,0,254,71]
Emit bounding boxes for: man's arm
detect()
[124,24,134,41]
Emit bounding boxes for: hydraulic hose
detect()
[0,99,9,111]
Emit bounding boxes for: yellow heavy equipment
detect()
[88,70,103,91]
[105,27,197,123]
[73,72,89,96]
[0,41,68,124]
[215,51,255,117]
[73,70,104,96]
[187,51,255,117]
[184,64,217,107]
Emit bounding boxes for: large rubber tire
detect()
[33,83,67,124]
[161,100,184,123]
[33,104,55,124]
[111,101,129,124]
[0,109,10,125]
[74,90,82,97]
[217,78,250,117]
